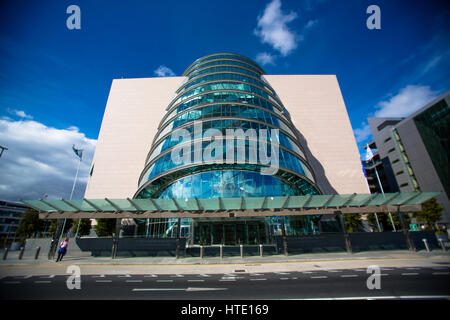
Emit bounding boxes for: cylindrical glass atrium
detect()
[132,53,323,243]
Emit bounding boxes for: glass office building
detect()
[132,53,322,245]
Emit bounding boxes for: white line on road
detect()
[250,278,267,281]
[34,281,51,284]
[126,280,143,283]
[401,273,419,276]
[40,275,55,279]
[187,279,205,282]
[156,280,173,283]
[432,272,450,275]
[406,268,421,270]
[198,274,211,277]
[3,281,21,284]
[15,275,32,279]
[144,275,157,278]
[92,275,105,278]
[310,276,328,279]
[250,273,264,276]
[118,274,131,278]
[291,277,298,279]
[327,270,342,273]
[341,275,358,278]
[95,280,112,283]
[219,279,236,282]
[132,287,227,292]
[280,278,289,280]
[276,272,290,275]
[170,274,184,277]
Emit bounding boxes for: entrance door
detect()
[224,224,236,245]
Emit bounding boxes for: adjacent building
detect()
[0,200,27,245]
[366,91,450,226]
[85,53,369,245]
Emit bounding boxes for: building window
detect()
[395,170,404,176]
[388,148,395,153]
[384,137,392,143]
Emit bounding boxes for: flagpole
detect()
[367,144,397,232]
[366,144,382,232]
[59,147,82,244]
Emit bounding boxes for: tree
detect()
[344,213,363,232]
[47,219,73,237]
[94,219,116,237]
[71,219,92,237]
[413,198,443,230]
[15,209,43,240]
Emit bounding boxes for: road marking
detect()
[170,274,184,277]
[381,268,394,270]
[291,277,298,280]
[341,275,358,278]
[34,281,51,284]
[311,276,328,279]
[401,273,419,276]
[250,278,267,281]
[432,272,450,275]
[132,287,227,292]
[280,278,289,280]
[188,279,205,282]
[95,280,112,283]
[3,281,21,284]
[92,275,105,278]
[327,270,342,273]
[118,274,131,278]
[219,279,236,282]
[250,273,264,276]
[302,271,314,274]
[276,272,290,275]
[198,274,211,277]
[156,280,173,283]
[354,269,365,272]
[406,268,421,270]
[40,275,55,279]
[126,280,143,283]
[144,274,157,278]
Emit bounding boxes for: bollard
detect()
[35,246,41,260]
[2,247,8,260]
[240,244,244,258]
[422,239,430,252]
[259,244,263,257]
[438,239,446,252]
[18,246,25,260]
[200,245,204,259]
[220,244,223,259]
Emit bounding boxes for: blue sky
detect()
[0,0,449,201]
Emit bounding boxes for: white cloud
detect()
[374,85,439,118]
[7,108,33,119]
[154,65,176,77]
[304,19,319,31]
[255,52,276,66]
[354,123,372,143]
[0,117,96,201]
[254,0,299,56]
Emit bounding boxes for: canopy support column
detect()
[280,216,288,256]
[176,218,182,259]
[111,218,121,259]
[338,213,352,254]
[398,207,415,252]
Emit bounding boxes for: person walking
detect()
[56,238,69,262]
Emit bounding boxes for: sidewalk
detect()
[1,249,449,276]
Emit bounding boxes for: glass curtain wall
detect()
[133,53,323,243]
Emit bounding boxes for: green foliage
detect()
[16,209,43,240]
[413,198,443,230]
[47,219,73,237]
[94,219,116,237]
[344,213,362,233]
[71,219,92,237]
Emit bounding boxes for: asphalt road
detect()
[1,266,449,300]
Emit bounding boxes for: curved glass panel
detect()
[151,118,301,161]
[184,54,264,75]
[189,66,261,81]
[140,139,312,188]
[185,59,262,77]
[158,170,301,199]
